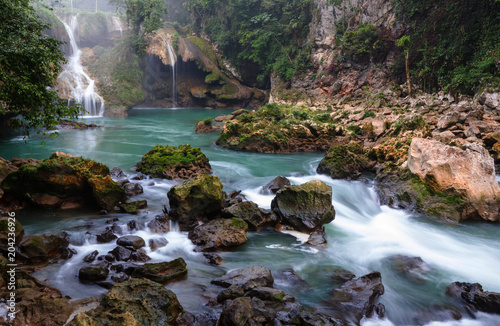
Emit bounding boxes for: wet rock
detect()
[168,174,224,231]
[330,269,356,285]
[222,201,277,231]
[211,265,274,291]
[83,250,99,263]
[188,218,248,252]
[149,237,169,251]
[306,227,328,246]
[117,179,129,187]
[103,253,116,262]
[203,253,222,265]
[261,176,291,194]
[317,142,375,179]
[271,180,335,233]
[79,262,109,282]
[135,144,212,179]
[130,251,151,262]
[120,199,147,214]
[132,257,188,284]
[411,304,462,325]
[147,214,170,233]
[218,297,253,326]
[245,287,286,302]
[109,246,132,261]
[127,220,137,230]
[217,284,245,303]
[274,269,310,291]
[321,271,385,324]
[300,309,347,326]
[123,182,143,196]
[18,232,71,263]
[110,167,126,179]
[106,217,119,224]
[68,278,184,325]
[96,227,118,243]
[388,254,430,283]
[116,235,145,249]
[0,265,73,326]
[408,138,500,221]
[446,282,500,314]
[110,273,130,283]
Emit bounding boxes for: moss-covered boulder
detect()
[188,218,248,251]
[132,258,187,284]
[67,278,184,326]
[18,232,74,263]
[222,201,277,231]
[271,180,335,233]
[136,144,212,179]
[317,142,375,179]
[167,174,224,230]
[1,153,125,211]
[120,200,147,214]
[79,262,110,282]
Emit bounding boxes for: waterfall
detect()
[57,15,105,117]
[166,41,177,106]
[111,16,122,36]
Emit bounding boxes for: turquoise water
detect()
[2,108,500,326]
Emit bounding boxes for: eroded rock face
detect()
[167,174,224,230]
[408,138,500,221]
[188,218,248,252]
[271,180,335,233]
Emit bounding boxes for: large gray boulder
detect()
[271,180,335,233]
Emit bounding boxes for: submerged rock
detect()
[132,257,188,284]
[120,199,147,214]
[149,237,169,251]
[135,144,212,179]
[188,218,248,252]
[168,174,224,230]
[408,138,500,222]
[147,214,170,233]
[271,180,335,233]
[388,254,430,283]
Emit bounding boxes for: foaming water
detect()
[3,108,499,325]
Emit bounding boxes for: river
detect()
[1,108,499,326]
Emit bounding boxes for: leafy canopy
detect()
[0,0,80,136]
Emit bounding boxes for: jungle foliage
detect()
[394,0,500,95]
[183,0,312,87]
[0,0,80,137]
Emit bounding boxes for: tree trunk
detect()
[405,50,413,97]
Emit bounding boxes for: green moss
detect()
[139,144,209,178]
[229,218,248,230]
[187,36,219,65]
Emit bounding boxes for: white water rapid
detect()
[166,41,177,106]
[57,15,104,117]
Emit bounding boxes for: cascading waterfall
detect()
[57,15,104,117]
[111,16,123,36]
[166,41,177,106]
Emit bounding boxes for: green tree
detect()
[396,35,413,97]
[0,0,80,137]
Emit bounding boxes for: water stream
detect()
[166,41,177,106]
[1,108,499,325]
[57,15,105,117]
